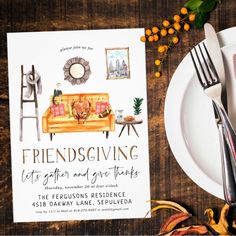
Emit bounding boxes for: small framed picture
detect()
[105,47,130,80]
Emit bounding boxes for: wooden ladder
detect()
[20,65,40,141]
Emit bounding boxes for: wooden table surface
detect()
[0,0,236,235]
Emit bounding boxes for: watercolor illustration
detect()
[20,65,42,141]
[63,56,91,85]
[114,97,144,138]
[42,93,115,140]
[105,47,130,80]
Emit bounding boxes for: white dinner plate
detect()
[164,26,236,199]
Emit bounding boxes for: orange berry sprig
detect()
[140,7,196,78]
[140,0,222,78]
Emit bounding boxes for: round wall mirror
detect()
[70,63,85,78]
[63,57,91,85]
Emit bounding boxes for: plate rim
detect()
[164,26,236,199]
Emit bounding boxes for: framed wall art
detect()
[105,47,130,80]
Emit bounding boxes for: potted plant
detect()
[133,97,143,121]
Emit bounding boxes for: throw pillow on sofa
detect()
[50,104,65,117]
[95,101,110,114]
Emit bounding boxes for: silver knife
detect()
[204,23,227,111]
[204,23,236,205]
[204,23,225,88]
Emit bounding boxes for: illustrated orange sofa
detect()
[42,93,115,140]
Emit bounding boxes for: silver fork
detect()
[190,42,236,204]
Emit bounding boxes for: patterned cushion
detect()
[95,101,109,114]
[50,104,65,117]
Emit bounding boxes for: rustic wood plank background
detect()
[0,0,236,235]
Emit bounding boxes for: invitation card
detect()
[7,28,150,222]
